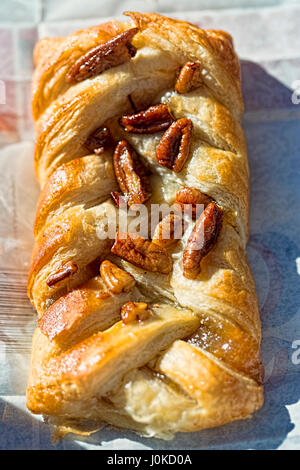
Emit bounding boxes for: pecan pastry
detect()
[27,12,263,439]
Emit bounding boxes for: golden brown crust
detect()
[32,21,130,120]
[27,12,263,439]
[33,153,117,236]
[125,12,243,117]
[38,276,135,348]
[27,306,200,416]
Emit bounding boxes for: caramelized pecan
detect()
[46,261,78,287]
[84,126,113,155]
[175,187,213,219]
[175,62,203,94]
[156,118,193,172]
[100,260,135,294]
[152,213,185,248]
[113,140,151,206]
[66,28,138,83]
[183,203,223,279]
[121,301,152,324]
[119,104,174,134]
[111,232,172,274]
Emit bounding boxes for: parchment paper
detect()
[0,0,299,450]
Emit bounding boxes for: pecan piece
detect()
[183,203,223,279]
[100,260,135,294]
[66,28,138,83]
[113,140,151,206]
[175,187,213,219]
[156,118,193,172]
[152,213,185,248]
[119,104,174,134]
[121,301,152,324]
[84,126,113,155]
[111,232,172,274]
[46,261,78,287]
[175,62,203,94]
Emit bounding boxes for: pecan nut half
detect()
[183,203,223,279]
[113,140,151,206]
[100,260,135,294]
[119,104,174,134]
[46,261,78,287]
[84,126,113,155]
[156,118,193,173]
[121,301,152,324]
[152,213,185,248]
[66,28,138,83]
[111,232,172,274]
[175,62,203,94]
[175,187,213,219]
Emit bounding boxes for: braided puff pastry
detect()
[27,12,264,439]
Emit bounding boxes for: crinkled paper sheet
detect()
[0,0,299,450]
